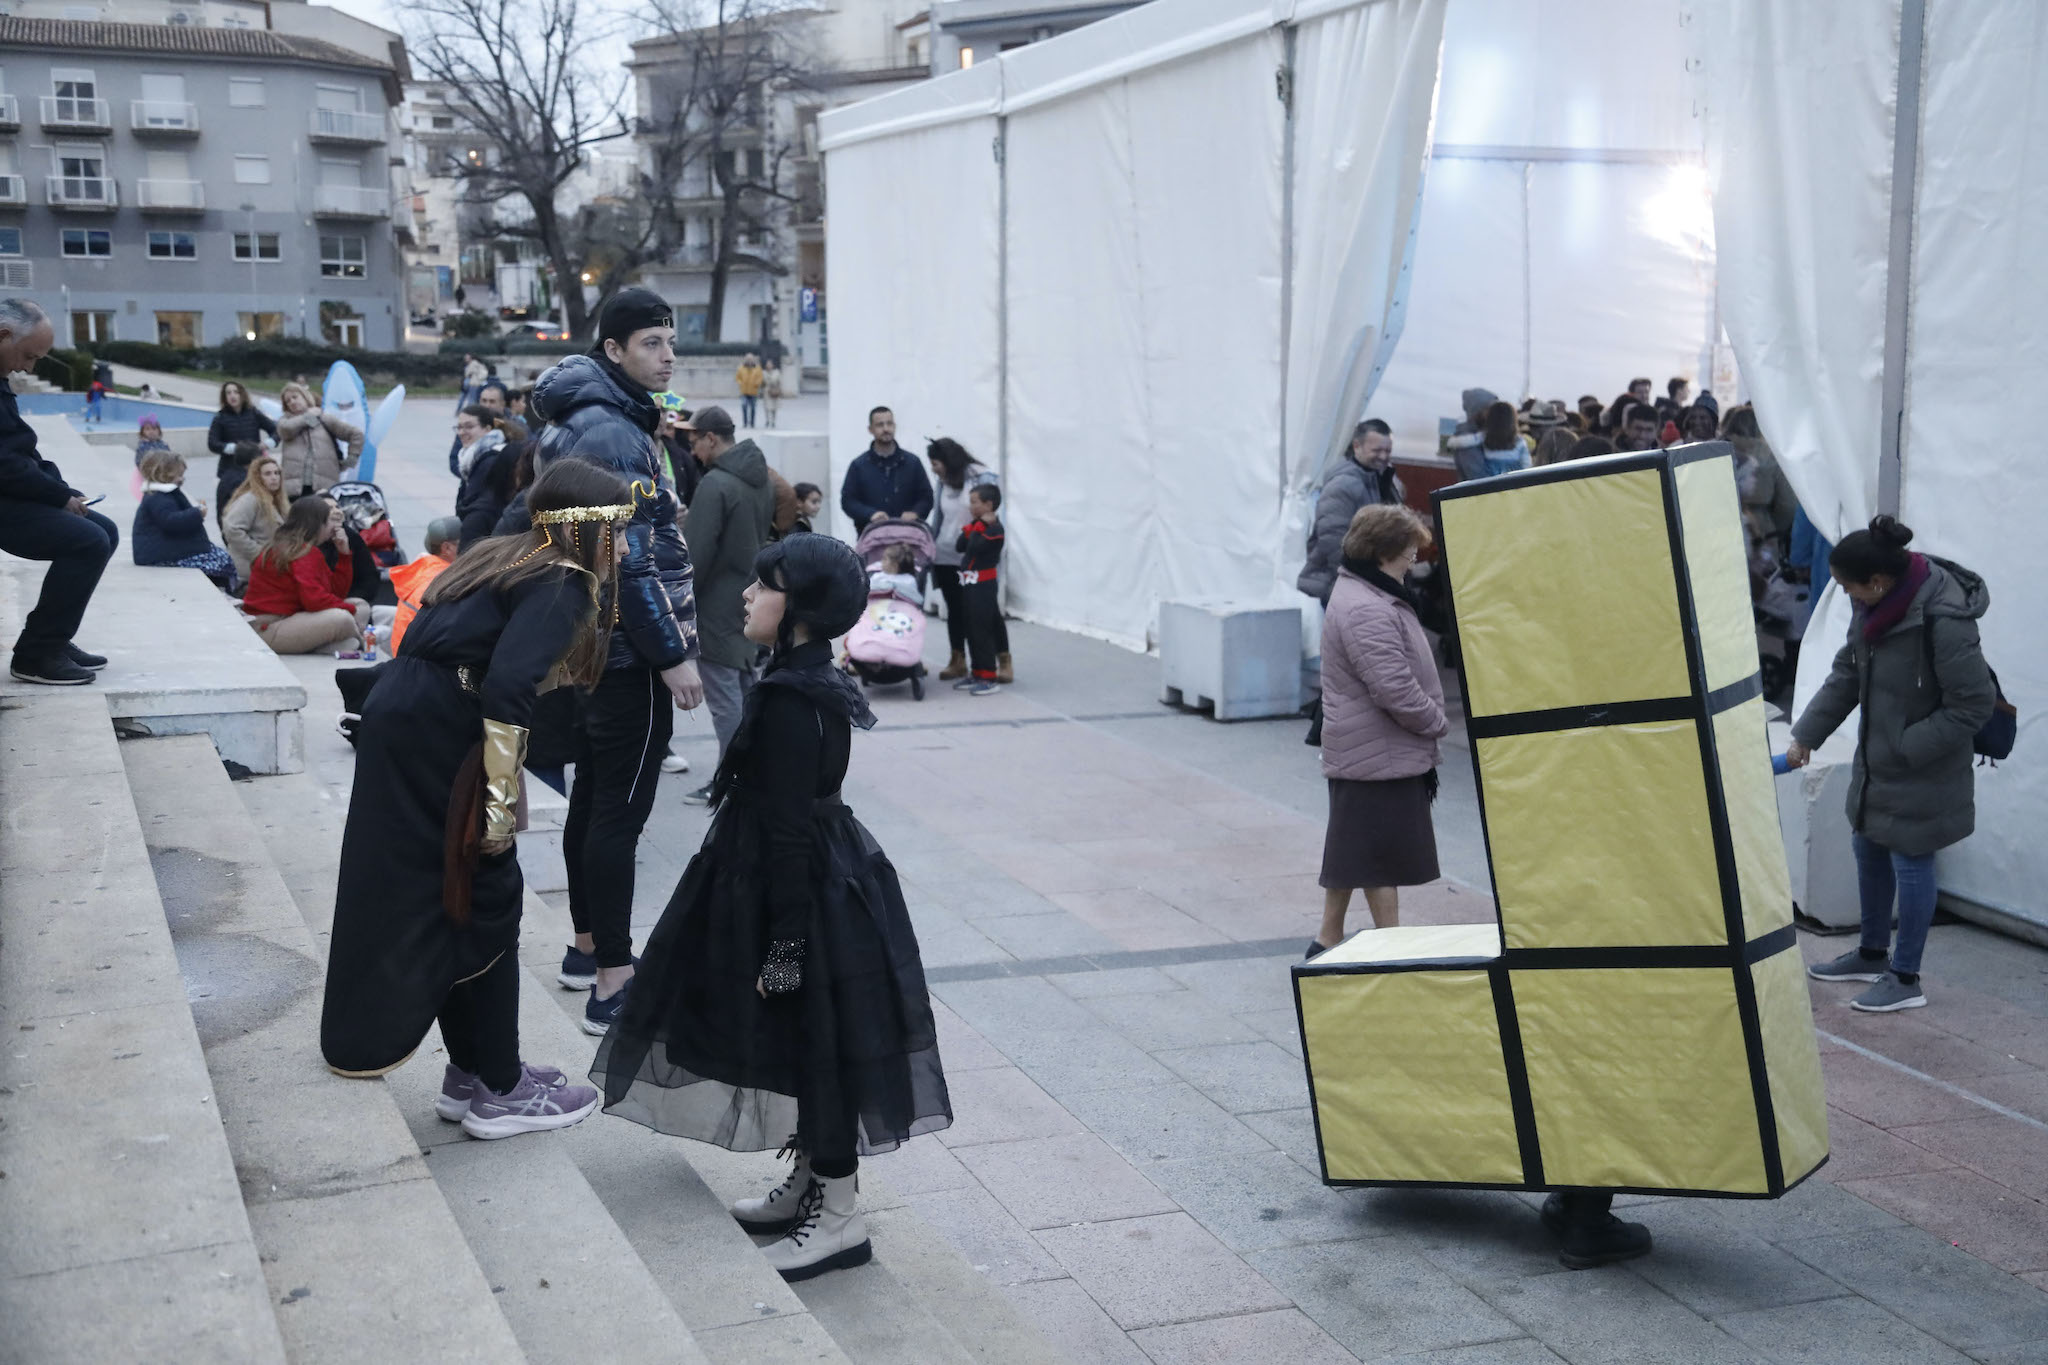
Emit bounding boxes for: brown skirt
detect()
[1319,774,1440,890]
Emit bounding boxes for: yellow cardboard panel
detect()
[1713,697,1795,939]
[1316,922,1501,967]
[1749,945,1830,1184]
[1300,970,1522,1184]
[1514,967,1767,1192]
[1441,469,1690,717]
[1674,456,1759,694]
[1480,721,1727,949]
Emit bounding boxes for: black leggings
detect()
[964,579,1004,679]
[565,666,673,967]
[438,952,521,1093]
[932,566,1008,656]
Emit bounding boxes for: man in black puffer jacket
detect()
[527,288,704,1034]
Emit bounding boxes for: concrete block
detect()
[1158,599,1306,721]
[899,1185,1066,1287]
[1129,1308,1359,1365]
[0,1240,285,1365]
[1036,1212,1292,1330]
[1774,739,1860,929]
[1058,1081,1271,1165]
[1000,1279,1152,1365]
[694,1313,851,1365]
[1245,1240,1528,1362]
[953,1133,1180,1231]
[1144,1150,1374,1253]
[1719,1297,1972,1365]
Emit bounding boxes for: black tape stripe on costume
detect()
[1487,963,1544,1187]
[1464,672,1763,742]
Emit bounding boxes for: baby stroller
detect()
[326,480,407,570]
[845,521,937,699]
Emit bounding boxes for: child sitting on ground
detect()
[955,484,1005,696]
[868,542,923,606]
[133,451,237,593]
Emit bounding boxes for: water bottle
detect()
[363,624,378,659]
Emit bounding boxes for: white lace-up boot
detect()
[758,1173,871,1281]
[730,1138,813,1234]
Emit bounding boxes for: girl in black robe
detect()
[321,459,641,1141]
[592,534,952,1281]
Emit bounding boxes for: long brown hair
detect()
[230,453,291,522]
[422,458,632,687]
[257,495,334,573]
[218,380,249,412]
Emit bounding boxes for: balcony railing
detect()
[46,175,118,210]
[313,184,390,218]
[137,179,205,212]
[308,108,386,143]
[0,174,24,207]
[0,94,19,129]
[131,100,199,134]
[39,95,112,132]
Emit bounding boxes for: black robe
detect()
[320,565,593,1075]
[591,639,953,1159]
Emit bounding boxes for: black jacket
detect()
[529,354,698,671]
[840,445,933,526]
[455,438,515,549]
[208,406,278,480]
[0,386,77,508]
[132,487,216,565]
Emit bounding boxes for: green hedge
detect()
[36,348,93,392]
[210,337,466,387]
[86,339,200,371]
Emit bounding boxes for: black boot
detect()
[1542,1191,1652,1270]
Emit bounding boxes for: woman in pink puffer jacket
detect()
[1308,503,1449,957]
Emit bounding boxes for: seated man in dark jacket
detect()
[527,287,704,1034]
[840,405,933,529]
[0,299,119,685]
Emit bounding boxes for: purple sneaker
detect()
[437,1063,570,1122]
[461,1064,599,1140]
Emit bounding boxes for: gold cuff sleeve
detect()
[481,719,529,845]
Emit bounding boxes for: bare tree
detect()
[406,0,656,339]
[642,0,816,342]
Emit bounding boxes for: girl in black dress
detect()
[592,534,952,1280]
[321,459,640,1140]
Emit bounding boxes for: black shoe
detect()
[64,643,107,671]
[1304,939,1330,961]
[10,653,94,686]
[1547,1195,1653,1269]
[681,782,715,806]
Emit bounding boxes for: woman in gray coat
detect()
[1787,515,1993,1013]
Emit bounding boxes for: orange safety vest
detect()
[388,555,452,656]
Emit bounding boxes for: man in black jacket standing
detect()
[839,405,933,529]
[529,288,704,1035]
[0,298,118,686]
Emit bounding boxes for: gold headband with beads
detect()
[530,478,655,527]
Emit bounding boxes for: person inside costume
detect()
[319,458,644,1141]
[591,533,954,1281]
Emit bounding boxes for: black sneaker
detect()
[10,653,94,686]
[681,782,715,806]
[582,979,631,1037]
[1543,1193,1654,1269]
[558,944,597,991]
[64,643,107,671]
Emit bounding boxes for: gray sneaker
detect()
[1850,973,1927,1013]
[461,1064,599,1139]
[1807,948,1887,983]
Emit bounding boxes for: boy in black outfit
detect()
[955,484,1005,696]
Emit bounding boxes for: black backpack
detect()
[1925,620,2017,762]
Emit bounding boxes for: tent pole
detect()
[1877,0,1926,519]
[1277,24,1297,516]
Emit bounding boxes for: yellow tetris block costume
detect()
[1294,445,1829,1197]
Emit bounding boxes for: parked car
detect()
[500,321,568,343]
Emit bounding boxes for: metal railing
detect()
[0,174,25,206]
[137,179,205,210]
[313,184,390,217]
[308,108,386,142]
[131,99,199,132]
[39,94,111,129]
[46,175,118,209]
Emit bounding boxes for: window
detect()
[316,85,363,113]
[233,232,281,262]
[52,69,97,107]
[71,311,114,345]
[155,311,201,347]
[147,230,197,260]
[237,311,286,341]
[431,115,454,130]
[0,228,21,256]
[233,155,271,185]
[318,157,361,187]
[61,228,112,258]
[55,148,106,200]
[228,78,265,107]
[320,234,366,278]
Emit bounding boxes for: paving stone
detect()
[1360,1186,1572,1287]
[871,1133,981,1196]
[1782,1225,2048,1351]
[1002,1278,1151,1365]
[1380,1342,1564,1365]
[1817,1109,1958,1183]
[933,975,1104,1038]
[1890,1115,2048,1200]
[1240,1106,1328,1174]
[1130,1307,1357,1364]
[1972,1342,2048,1365]
[1707,1173,1904,1246]
[1469,1264,1760,1364]
[909,906,1013,969]
[1819,1049,1996,1129]
[1718,1296,1973,1364]
[860,1202,1074,1365]
[1155,1040,1311,1114]
[932,1066,1087,1148]
[1160,955,1299,1016]
[1037,1212,1292,1330]
[904,1184,1068,1286]
[1047,889,1230,951]
[1238,1006,1308,1058]
[1144,1150,1379,1252]
[0,1240,284,1365]
[973,911,1124,959]
[1081,989,1265,1051]
[1619,1197,1852,1316]
[1838,1169,2048,1275]
[931,1000,1012,1072]
[1967,1070,2048,1126]
[693,1312,851,1365]
[1060,1080,1274,1164]
[1811,1007,2040,1081]
[955,1133,1181,1230]
[1050,966,1185,1000]
[1247,1239,1525,1362]
[997,1025,1181,1100]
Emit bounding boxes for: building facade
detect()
[0,15,411,349]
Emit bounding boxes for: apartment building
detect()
[0,15,411,349]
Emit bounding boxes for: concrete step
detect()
[123,734,525,1364]
[0,693,284,1364]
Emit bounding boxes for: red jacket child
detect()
[242,544,353,617]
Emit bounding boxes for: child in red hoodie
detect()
[954,484,1005,696]
[242,494,370,654]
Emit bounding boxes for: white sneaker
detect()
[661,751,690,774]
[730,1138,813,1234]
[758,1173,871,1282]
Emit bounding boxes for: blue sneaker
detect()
[968,679,1000,696]
[583,979,631,1037]
[558,945,597,990]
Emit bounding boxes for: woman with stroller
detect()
[322,459,637,1138]
[275,381,365,500]
[592,533,953,1281]
[926,438,1010,684]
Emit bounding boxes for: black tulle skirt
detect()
[590,792,952,1160]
